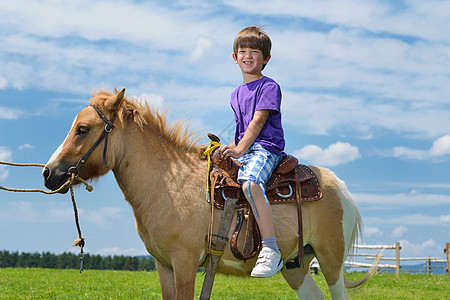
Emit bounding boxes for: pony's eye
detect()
[76,126,90,135]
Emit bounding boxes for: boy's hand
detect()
[219,145,243,159]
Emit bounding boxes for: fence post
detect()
[445,242,449,277]
[426,256,431,275]
[395,242,401,278]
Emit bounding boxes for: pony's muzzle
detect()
[42,165,70,193]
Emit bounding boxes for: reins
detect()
[0,161,93,273]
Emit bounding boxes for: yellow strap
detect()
[203,140,221,199]
[210,249,224,257]
[203,140,221,157]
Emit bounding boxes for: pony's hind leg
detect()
[281,254,323,300]
[315,249,348,300]
[328,269,347,300]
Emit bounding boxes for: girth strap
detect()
[294,167,304,266]
[200,197,237,300]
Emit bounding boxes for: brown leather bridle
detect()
[67,104,117,177]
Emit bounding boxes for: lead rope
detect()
[69,174,85,273]
[0,161,92,273]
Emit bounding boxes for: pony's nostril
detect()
[43,167,51,180]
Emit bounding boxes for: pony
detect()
[43,88,377,299]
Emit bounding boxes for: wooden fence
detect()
[343,242,450,278]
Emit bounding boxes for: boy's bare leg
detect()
[243,180,283,277]
[242,180,275,238]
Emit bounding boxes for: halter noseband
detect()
[68,104,116,176]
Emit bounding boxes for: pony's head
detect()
[43,88,125,193]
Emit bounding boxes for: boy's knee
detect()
[242,180,264,198]
[242,180,249,194]
[242,180,256,192]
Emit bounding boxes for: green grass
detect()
[0,268,449,299]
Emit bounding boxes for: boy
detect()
[219,26,285,278]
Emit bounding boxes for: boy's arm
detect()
[219,110,269,159]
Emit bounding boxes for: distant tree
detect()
[112,255,126,270]
[123,256,139,271]
[90,254,104,270]
[0,250,155,271]
[0,251,10,267]
[18,252,30,268]
[10,251,19,267]
[138,257,156,271]
[40,252,57,268]
[0,251,19,268]
[58,252,78,269]
[28,252,41,268]
[103,256,113,270]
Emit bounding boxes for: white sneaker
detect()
[251,247,283,278]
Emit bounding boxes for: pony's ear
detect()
[105,88,125,111]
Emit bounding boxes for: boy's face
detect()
[233,47,271,77]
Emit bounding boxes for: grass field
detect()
[0,268,449,299]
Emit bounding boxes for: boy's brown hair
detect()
[233,26,272,70]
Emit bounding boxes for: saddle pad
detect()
[213,164,322,210]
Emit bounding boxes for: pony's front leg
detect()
[156,260,176,299]
[171,254,199,300]
[156,255,198,299]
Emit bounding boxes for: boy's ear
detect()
[232,52,238,64]
[263,54,271,65]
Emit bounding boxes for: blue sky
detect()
[1,0,449,262]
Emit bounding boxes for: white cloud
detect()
[429,135,450,157]
[364,226,383,238]
[0,147,12,181]
[379,135,450,161]
[137,93,164,108]
[0,76,7,89]
[0,201,72,224]
[0,107,23,120]
[391,225,408,238]
[82,207,124,230]
[224,0,450,41]
[398,239,440,258]
[0,200,124,230]
[355,191,450,208]
[191,36,214,61]
[364,213,450,226]
[293,141,360,166]
[18,144,34,150]
[0,0,236,94]
[0,0,449,142]
[282,90,450,139]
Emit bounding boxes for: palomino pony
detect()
[43,88,375,299]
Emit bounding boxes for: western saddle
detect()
[200,134,323,299]
[206,134,322,263]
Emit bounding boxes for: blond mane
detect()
[90,88,202,154]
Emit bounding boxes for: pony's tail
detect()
[344,250,384,289]
[344,200,383,289]
[336,175,382,289]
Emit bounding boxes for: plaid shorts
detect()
[237,143,283,189]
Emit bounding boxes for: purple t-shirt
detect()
[231,76,286,156]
